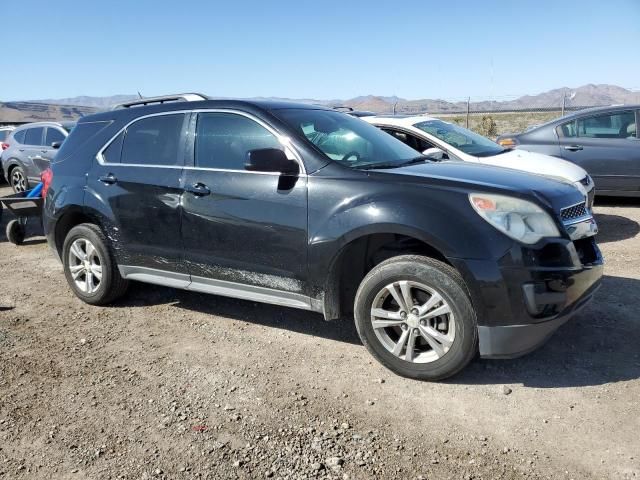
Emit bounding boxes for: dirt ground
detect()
[0,184,639,480]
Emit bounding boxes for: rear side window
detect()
[102,131,124,164]
[120,114,185,166]
[577,111,636,139]
[45,127,66,146]
[557,121,577,138]
[0,130,10,142]
[195,113,281,170]
[53,121,111,164]
[13,130,26,144]
[24,127,44,146]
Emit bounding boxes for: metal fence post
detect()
[466,97,470,128]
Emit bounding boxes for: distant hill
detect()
[2,84,638,124]
[340,84,640,114]
[0,101,98,124]
[32,94,139,109]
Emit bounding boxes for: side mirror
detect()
[245,148,299,175]
[51,141,62,149]
[422,147,445,160]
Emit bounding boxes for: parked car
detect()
[1,121,75,192]
[42,94,602,380]
[497,105,639,197]
[363,115,596,208]
[0,126,15,182]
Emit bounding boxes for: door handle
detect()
[564,145,583,151]
[19,148,25,152]
[99,173,118,185]
[185,183,211,196]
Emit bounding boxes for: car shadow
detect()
[115,274,639,388]
[594,196,640,207]
[593,213,640,243]
[114,283,362,345]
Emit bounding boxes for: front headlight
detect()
[469,193,560,244]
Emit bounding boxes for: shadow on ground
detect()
[116,282,361,346]
[114,274,640,389]
[594,213,639,243]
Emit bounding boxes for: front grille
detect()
[560,202,588,222]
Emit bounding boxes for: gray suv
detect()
[1,121,75,192]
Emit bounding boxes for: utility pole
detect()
[561,94,566,117]
[466,97,470,129]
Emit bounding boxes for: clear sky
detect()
[3,0,639,101]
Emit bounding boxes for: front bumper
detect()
[478,267,601,358]
[451,236,603,358]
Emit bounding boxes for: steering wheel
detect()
[342,151,360,162]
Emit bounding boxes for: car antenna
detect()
[137,91,144,99]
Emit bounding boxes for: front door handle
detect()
[99,173,118,185]
[185,183,211,196]
[564,145,583,151]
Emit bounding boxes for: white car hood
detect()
[478,150,587,184]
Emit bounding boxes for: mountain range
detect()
[1,84,639,124]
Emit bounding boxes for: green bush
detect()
[478,115,497,138]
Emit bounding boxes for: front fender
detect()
[306,177,513,310]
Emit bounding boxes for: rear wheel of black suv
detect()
[354,255,478,381]
[62,224,129,305]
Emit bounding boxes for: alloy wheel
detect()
[68,238,103,294]
[11,170,27,192]
[370,280,456,363]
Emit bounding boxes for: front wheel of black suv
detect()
[354,255,478,381]
[62,224,129,305]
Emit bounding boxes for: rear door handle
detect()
[564,145,583,151]
[185,183,211,196]
[99,173,118,185]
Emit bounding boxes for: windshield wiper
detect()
[356,156,429,170]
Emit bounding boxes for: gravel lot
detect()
[1,184,639,479]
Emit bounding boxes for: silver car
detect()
[1,121,74,192]
[0,126,15,182]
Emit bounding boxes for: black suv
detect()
[43,94,603,380]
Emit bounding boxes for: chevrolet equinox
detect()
[42,94,603,380]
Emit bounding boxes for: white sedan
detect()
[363,115,595,207]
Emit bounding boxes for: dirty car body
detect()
[42,96,603,379]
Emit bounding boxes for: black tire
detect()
[62,223,129,305]
[9,165,29,193]
[354,255,478,381]
[6,220,25,245]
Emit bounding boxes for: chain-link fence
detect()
[375,90,640,138]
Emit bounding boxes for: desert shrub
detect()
[478,115,497,138]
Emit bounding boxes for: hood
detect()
[478,150,587,184]
[373,161,585,212]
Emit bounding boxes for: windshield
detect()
[275,109,422,169]
[413,120,505,157]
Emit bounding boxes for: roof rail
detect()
[332,106,354,112]
[112,93,208,110]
